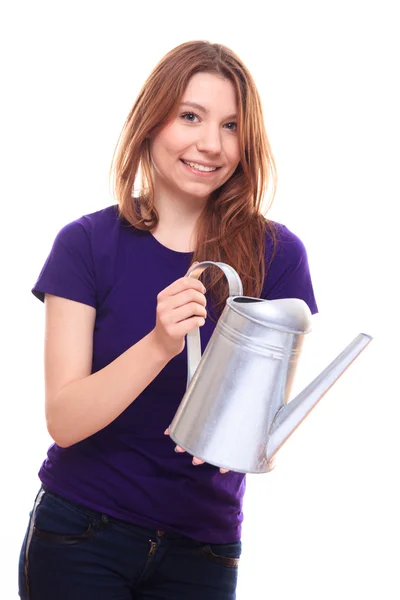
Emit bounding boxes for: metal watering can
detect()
[169,261,372,473]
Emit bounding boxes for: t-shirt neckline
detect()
[147,231,194,258]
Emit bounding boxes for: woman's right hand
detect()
[152,273,207,360]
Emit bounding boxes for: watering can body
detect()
[168,262,372,474]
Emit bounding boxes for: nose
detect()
[196,124,222,155]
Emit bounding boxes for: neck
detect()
[151,189,206,253]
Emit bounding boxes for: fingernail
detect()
[192,459,199,465]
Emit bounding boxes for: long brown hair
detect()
[110,41,277,312]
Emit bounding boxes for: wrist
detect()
[146,330,175,365]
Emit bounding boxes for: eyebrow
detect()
[180,101,237,121]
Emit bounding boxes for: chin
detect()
[177,184,216,201]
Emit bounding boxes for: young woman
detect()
[18,40,318,599]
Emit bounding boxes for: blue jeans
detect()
[18,487,241,599]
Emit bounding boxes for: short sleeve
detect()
[32,219,97,308]
[263,224,318,314]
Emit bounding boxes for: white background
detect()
[1,1,398,598]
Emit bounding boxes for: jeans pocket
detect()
[201,541,242,568]
[32,490,98,545]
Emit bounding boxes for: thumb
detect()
[185,261,200,276]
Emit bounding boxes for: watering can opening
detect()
[232,297,263,304]
[168,260,373,474]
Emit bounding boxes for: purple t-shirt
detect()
[32,205,318,543]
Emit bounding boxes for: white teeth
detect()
[183,160,217,172]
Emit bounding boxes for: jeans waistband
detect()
[41,485,195,542]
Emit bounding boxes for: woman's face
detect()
[150,72,240,206]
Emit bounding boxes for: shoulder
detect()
[262,221,318,313]
[58,204,120,237]
[265,221,309,267]
[32,206,122,306]
[51,205,122,252]
[42,203,123,276]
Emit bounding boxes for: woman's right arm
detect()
[44,276,207,448]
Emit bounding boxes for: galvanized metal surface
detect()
[169,261,372,474]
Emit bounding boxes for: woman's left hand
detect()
[164,429,230,473]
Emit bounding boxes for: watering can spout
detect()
[169,260,373,473]
[266,333,372,462]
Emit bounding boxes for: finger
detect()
[185,261,199,276]
[220,468,230,474]
[171,316,207,338]
[159,277,206,299]
[165,289,207,311]
[158,301,207,327]
[174,445,186,453]
[192,457,205,465]
[173,302,207,323]
[164,428,184,451]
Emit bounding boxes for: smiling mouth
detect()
[181,159,221,172]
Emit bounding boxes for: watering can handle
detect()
[185,261,243,387]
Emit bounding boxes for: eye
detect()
[224,122,238,132]
[181,112,200,123]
